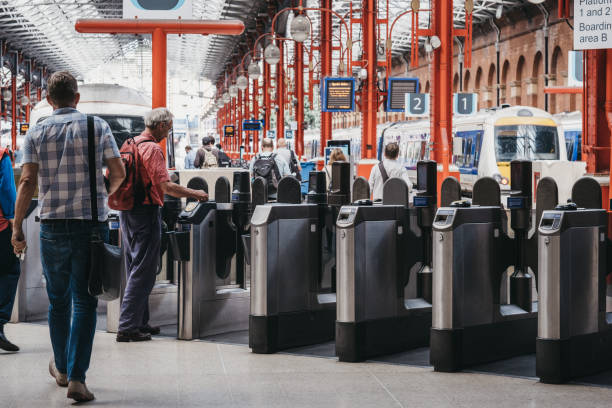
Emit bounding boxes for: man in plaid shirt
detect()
[11,71,126,402]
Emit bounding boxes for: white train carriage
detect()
[553,111,582,161]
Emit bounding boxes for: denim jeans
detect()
[0,226,20,327]
[40,221,108,382]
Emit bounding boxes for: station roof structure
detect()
[0,0,535,86]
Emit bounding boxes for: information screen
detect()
[224,125,235,138]
[322,77,355,112]
[386,78,419,112]
[243,120,262,131]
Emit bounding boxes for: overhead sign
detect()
[19,123,29,135]
[574,1,612,50]
[405,93,430,117]
[242,120,262,131]
[223,125,235,138]
[123,0,193,19]
[386,78,419,112]
[453,93,478,115]
[321,77,355,112]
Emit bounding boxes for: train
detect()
[553,111,582,161]
[30,83,151,149]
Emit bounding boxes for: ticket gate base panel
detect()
[536,327,612,384]
[249,308,336,354]
[184,291,250,340]
[431,314,537,372]
[336,309,432,363]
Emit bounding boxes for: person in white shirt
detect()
[276,138,302,178]
[368,142,412,201]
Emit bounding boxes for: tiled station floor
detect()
[1,323,612,407]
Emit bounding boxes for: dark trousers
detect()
[118,206,161,332]
[0,226,20,327]
[40,221,108,382]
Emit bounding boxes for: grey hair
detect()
[145,107,173,128]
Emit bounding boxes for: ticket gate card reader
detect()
[173,198,249,340]
[536,207,611,383]
[335,199,430,362]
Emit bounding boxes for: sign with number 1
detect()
[454,93,478,115]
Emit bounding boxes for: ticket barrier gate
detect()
[335,161,438,362]
[536,177,612,383]
[430,160,556,371]
[169,171,251,340]
[249,163,350,353]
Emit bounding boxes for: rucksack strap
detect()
[378,161,389,184]
[87,116,98,223]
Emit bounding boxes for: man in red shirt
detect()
[117,107,208,342]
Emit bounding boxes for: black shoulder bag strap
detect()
[87,116,98,225]
[378,161,389,184]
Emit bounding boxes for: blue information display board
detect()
[386,78,419,112]
[321,77,356,112]
[242,120,262,131]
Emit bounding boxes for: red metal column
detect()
[11,73,16,151]
[263,61,271,140]
[238,89,243,152]
[231,96,236,153]
[245,81,250,153]
[152,28,168,155]
[361,0,378,159]
[276,41,285,141]
[320,0,332,155]
[25,82,30,122]
[295,40,305,157]
[431,0,452,178]
[253,78,260,152]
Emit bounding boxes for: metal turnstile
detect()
[536,178,612,383]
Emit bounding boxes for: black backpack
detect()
[218,150,231,167]
[252,153,281,194]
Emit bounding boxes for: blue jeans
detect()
[0,226,20,327]
[40,221,108,383]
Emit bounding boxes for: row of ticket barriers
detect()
[12,161,612,384]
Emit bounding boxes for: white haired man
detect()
[117,107,208,343]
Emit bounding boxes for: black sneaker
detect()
[140,325,161,335]
[0,329,19,352]
[116,330,152,342]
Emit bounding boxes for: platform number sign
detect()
[405,93,429,117]
[574,0,612,50]
[454,93,478,115]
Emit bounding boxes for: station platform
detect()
[2,322,612,408]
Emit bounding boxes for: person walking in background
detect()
[250,138,290,200]
[184,145,196,169]
[0,145,19,352]
[368,142,411,201]
[194,136,218,168]
[325,148,347,190]
[10,71,126,402]
[215,142,231,167]
[276,138,302,180]
[117,108,208,344]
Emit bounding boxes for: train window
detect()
[494,125,559,162]
[98,115,145,148]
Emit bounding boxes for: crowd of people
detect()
[0,70,411,404]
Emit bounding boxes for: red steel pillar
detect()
[360,0,378,159]
[238,89,243,152]
[231,96,236,153]
[11,73,17,152]
[152,27,168,156]
[263,61,271,140]
[245,81,250,153]
[431,0,452,178]
[276,41,285,141]
[320,0,332,155]
[25,82,31,122]
[253,78,260,152]
[295,40,305,157]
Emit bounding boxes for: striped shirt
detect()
[22,107,120,221]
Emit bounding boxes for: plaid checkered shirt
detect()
[22,107,120,221]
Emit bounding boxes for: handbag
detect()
[86,115,122,301]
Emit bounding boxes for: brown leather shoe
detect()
[49,357,68,387]
[67,381,95,402]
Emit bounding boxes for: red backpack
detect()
[108,137,155,211]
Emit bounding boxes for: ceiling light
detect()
[430,36,442,50]
[290,14,310,43]
[237,75,248,91]
[527,0,545,3]
[248,62,261,81]
[264,42,281,65]
[495,5,503,19]
[20,95,30,106]
[2,89,12,101]
[223,92,230,103]
[229,84,238,98]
